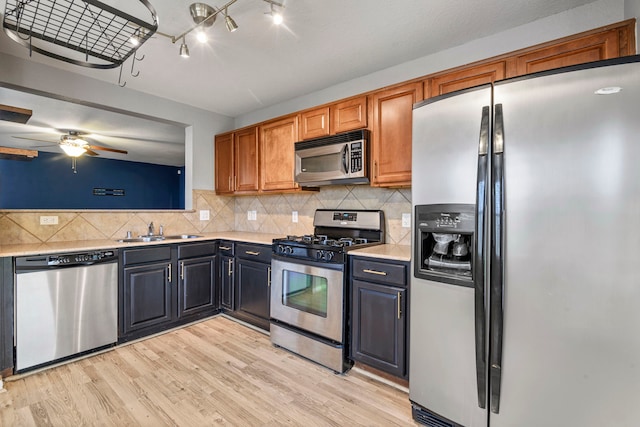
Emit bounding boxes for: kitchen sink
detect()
[117,236,165,243]
[163,234,202,240]
[116,235,202,243]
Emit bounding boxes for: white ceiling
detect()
[0,0,600,165]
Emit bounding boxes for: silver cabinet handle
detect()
[268,267,271,288]
[180,261,184,280]
[363,269,387,276]
[245,250,261,256]
[397,291,402,320]
[219,246,232,250]
[228,259,233,276]
[168,263,172,283]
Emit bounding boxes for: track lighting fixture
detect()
[267,3,284,25]
[157,1,286,60]
[224,9,239,32]
[179,37,190,58]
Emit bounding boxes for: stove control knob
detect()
[285,246,294,254]
[278,244,285,254]
[326,251,334,261]
[316,250,324,260]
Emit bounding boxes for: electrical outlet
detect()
[292,211,298,223]
[199,210,210,221]
[402,213,411,228]
[248,210,257,221]
[40,215,59,225]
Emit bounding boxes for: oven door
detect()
[270,256,345,342]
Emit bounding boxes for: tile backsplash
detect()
[0,187,411,246]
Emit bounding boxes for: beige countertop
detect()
[348,244,411,262]
[0,232,283,257]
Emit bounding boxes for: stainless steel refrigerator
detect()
[409,56,640,427]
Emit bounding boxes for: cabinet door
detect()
[220,255,234,310]
[370,82,422,187]
[215,132,234,194]
[178,255,217,318]
[300,107,330,140]
[426,61,507,98]
[331,96,367,134]
[351,280,407,378]
[123,262,173,334]
[235,126,260,193]
[235,258,270,322]
[260,115,298,191]
[506,24,634,77]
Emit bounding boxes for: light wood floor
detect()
[0,316,418,426]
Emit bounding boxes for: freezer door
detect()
[410,85,491,427]
[490,58,640,426]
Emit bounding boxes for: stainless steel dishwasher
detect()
[14,249,118,372]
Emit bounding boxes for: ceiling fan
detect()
[13,130,129,158]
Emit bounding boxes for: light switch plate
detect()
[292,211,298,223]
[402,213,411,228]
[40,215,58,225]
[199,210,210,221]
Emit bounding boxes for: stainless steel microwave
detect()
[294,129,369,186]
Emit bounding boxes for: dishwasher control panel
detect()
[15,250,118,270]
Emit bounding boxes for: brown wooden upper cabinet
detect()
[214,132,234,195]
[299,96,367,140]
[216,19,635,193]
[259,115,299,192]
[214,126,260,195]
[505,20,636,77]
[369,82,423,188]
[425,61,507,98]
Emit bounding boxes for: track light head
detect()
[224,9,238,32]
[265,3,284,25]
[179,38,190,58]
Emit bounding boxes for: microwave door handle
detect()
[342,144,349,174]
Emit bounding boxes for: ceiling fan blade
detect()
[12,135,57,144]
[88,145,128,154]
[85,149,99,156]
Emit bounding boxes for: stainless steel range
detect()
[270,209,384,373]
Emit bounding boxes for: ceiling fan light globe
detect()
[60,144,87,157]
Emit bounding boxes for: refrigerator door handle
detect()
[490,103,505,414]
[474,105,490,409]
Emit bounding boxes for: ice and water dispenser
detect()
[414,204,475,287]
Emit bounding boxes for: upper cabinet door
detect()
[300,107,330,140]
[214,132,234,195]
[505,20,636,77]
[370,82,423,187]
[234,126,260,193]
[330,96,367,135]
[425,61,507,98]
[260,115,299,191]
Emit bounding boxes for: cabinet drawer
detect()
[351,258,406,286]
[235,243,271,264]
[218,241,235,256]
[177,242,216,259]
[122,246,172,266]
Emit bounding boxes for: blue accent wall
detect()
[0,151,184,209]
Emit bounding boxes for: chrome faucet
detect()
[148,222,155,236]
